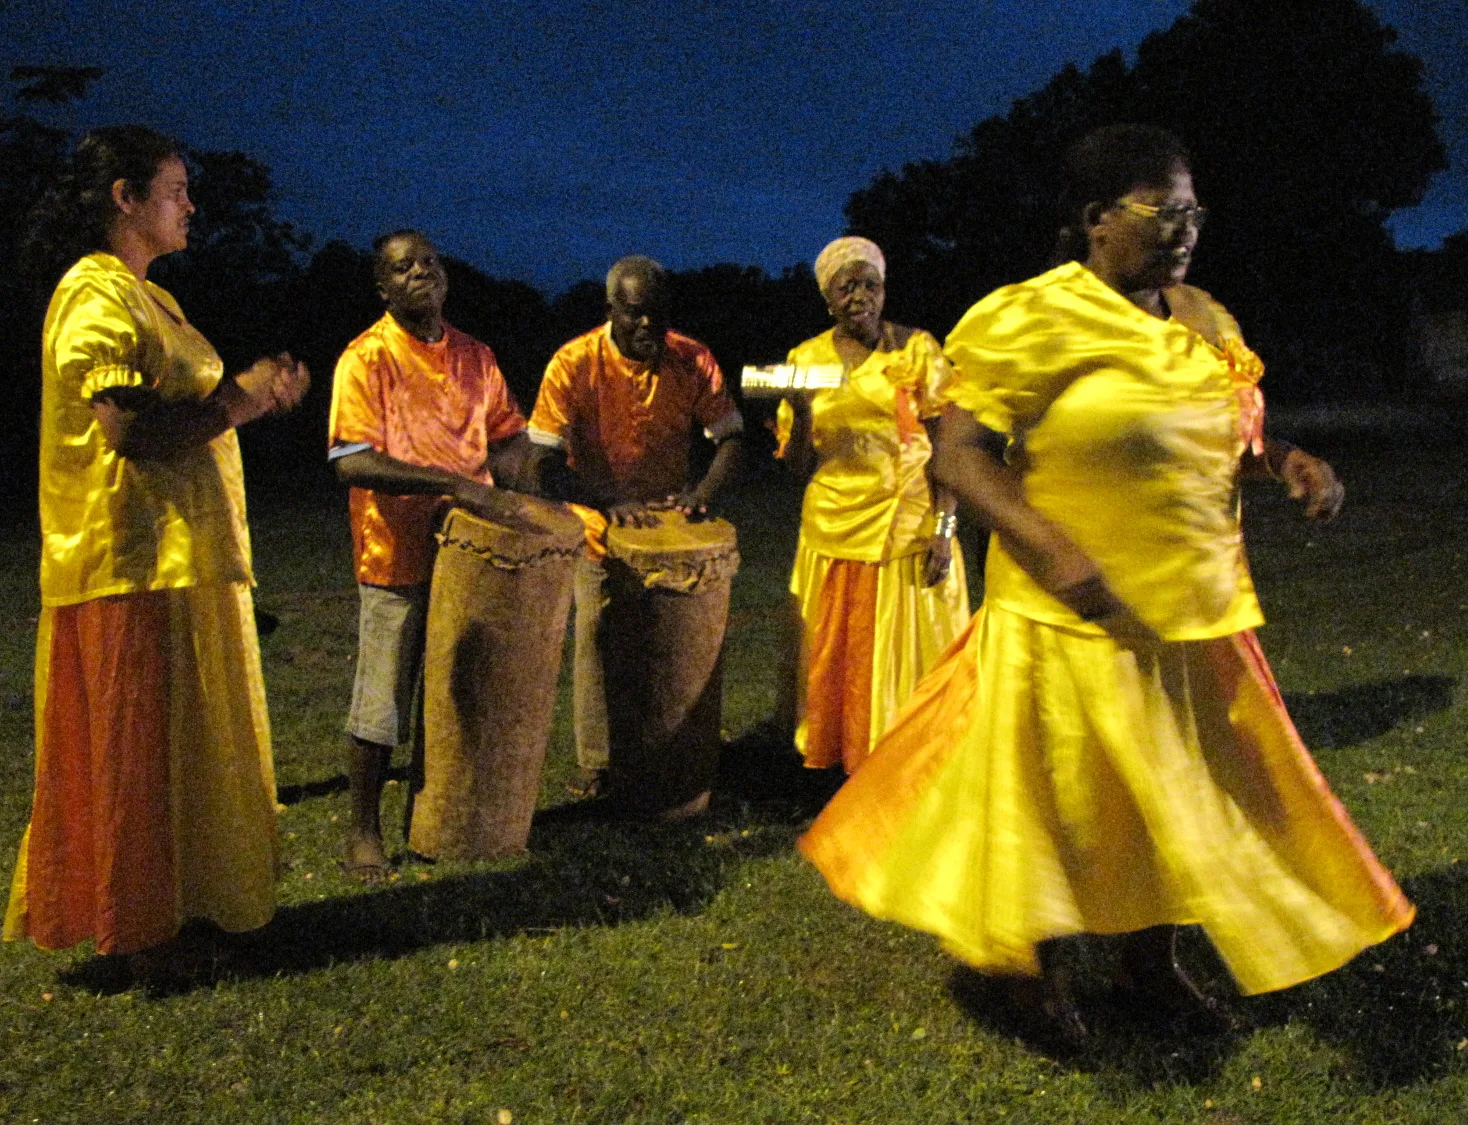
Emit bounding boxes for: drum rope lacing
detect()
[435,531,583,570]
[614,548,741,593]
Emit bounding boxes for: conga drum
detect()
[601,511,740,819]
[409,498,583,860]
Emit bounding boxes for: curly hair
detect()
[22,124,182,286]
[1053,124,1191,264]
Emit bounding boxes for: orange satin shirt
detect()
[528,323,741,502]
[328,314,526,587]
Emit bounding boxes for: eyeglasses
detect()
[1116,200,1208,230]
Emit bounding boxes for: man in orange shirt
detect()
[329,230,534,878]
[529,255,744,797]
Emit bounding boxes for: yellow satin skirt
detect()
[790,538,969,773]
[798,604,1414,995]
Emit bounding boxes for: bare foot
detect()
[566,767,607,799]
[341,830,391,883]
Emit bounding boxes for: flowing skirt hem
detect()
[799,603,1413,995]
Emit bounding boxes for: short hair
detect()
[1054,124,1192,262]
[605,255,668,303]
[371,228,434,283]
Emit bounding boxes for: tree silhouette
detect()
[9,65,103,105]
[0,77,324,514]
[0,73,95,518]
[844,0,1445,400]
[154,148,313,369]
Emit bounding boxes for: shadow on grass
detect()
[945,941,1242,1086]
[79,730,822,995]
[943,866,1468,1090]
[1245,864,1468,1088]
[1283,674,1457,750]
[275,766,411,807]
[224,813,793,987]
[714,720,846,816]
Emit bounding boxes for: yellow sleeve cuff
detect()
[81,362,146,401]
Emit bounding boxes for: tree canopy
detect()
[845,0,1446,399]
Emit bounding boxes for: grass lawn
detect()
[1,421,1467,1123]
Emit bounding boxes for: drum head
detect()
[605,510,739,592]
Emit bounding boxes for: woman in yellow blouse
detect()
[799,127,1411,1039]
[777,237,970,775]
[3,126,308,978]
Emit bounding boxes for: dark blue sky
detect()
[4,0,1464,293]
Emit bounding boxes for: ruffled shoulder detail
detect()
[1170,284,1266,456]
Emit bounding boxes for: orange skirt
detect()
[802,560,880,772]
[791,541,969,774]
[5,584,278,955]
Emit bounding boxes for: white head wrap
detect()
[814,236,885,296]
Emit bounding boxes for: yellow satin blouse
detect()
[776,327,952,562]
[943,261,1263,641]
[38,252,252,607]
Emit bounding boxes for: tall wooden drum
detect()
[602,511,740,819]
[409,500,583,861]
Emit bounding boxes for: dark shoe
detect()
[1008,972,1089,1048]
[127,924,230,992]
[1115,957,1233,1033]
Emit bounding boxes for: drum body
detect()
[409,502,582,860]
[602,512,740,819]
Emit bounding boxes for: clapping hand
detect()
[266,353,310,414]
[1277,447,1344,521]
[231,353,310,424]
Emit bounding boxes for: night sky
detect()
[4,0,1465,293]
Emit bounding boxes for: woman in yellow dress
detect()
[777,237,970,775]
[799,126,1412,1038]
[3,126,308,977]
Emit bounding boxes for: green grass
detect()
[2,433,1468,1124]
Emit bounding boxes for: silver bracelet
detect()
[934,511,957,539]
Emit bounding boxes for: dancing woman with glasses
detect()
[799,124,1410,1041]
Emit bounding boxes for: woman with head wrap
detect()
[4,126,308,980]
[798,126,1410,1039]
[775,236,970,776]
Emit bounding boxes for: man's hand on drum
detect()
[605,500,661,528]
[654,489,711,521]
[454,480,542,531]
[923,535,952,587]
